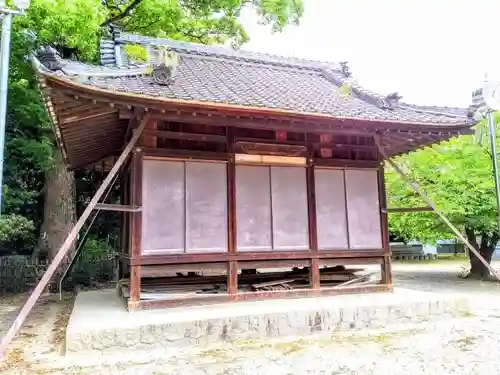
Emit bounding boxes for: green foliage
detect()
[386,117,500,244]
[81,236,115,257]
[0,214,36,254]
[123,43,149,62]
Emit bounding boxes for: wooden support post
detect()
[140,118,158,148]
[226,127,238,298]
[375,135,500,281]
[228,261,238,298]
[377,165,392,286]
[306,152,320,289]
[128,148,143,309]
[0,114,150,359]
[119,171,128,277]
[319,134,333,158]
[309,259,320,290]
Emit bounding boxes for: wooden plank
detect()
[251,279,296,290]
[0,114,150,359]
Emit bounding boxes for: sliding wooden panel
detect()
[142,159,184,254]
[236,165,273,251]
[314,168,349,250]
[271,166,309,251]
[185,161,228,253]
[345,169,382,249]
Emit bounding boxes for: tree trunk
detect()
[465,228,499,280]
[34,151,76,272]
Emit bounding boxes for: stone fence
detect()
[0,253,117,295]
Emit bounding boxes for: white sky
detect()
[239,0,500,107]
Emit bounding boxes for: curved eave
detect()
[43,74,476,131]
[39,72,476,169]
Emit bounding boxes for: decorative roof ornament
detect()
[340,61,351,77]
[151,47,180,85]
[383,92,403,109]
[37,46,63,71]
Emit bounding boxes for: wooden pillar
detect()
[226,128,238,298]
[306,151,320,289]
[319,134,333,158]
[118,169,128,281]
[129,148,143,308]
[378,164,392,287]
[141,117,158,147]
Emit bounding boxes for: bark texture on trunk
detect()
[465,228,499,280]
[35,150,76,269]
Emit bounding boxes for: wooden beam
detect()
[314,158,379,169]
[119,109,376,136]
[59,109,117,125]
[142,147,230,161]
[382,207,433,213]
[235,153,307,166]
[144,129,226,143]
[94,203,141,212]
[0,113,150,360]
[235,141,308,157]
[129,250,387,266]
[123,108,144,144]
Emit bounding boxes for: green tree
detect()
[386,116,500,279]
[3,0,304,259]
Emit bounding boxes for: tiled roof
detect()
[34,32,475,127]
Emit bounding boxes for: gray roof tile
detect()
[35,33,475,127]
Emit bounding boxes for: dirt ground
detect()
[1,261,500,374]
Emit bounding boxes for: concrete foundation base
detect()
[65,288,470,355]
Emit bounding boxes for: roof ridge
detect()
[115,32,343,72]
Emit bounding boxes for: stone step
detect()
[65,288,471,356]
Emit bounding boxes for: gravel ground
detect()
[2,262,500,375]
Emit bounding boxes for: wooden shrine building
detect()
[32,30,475,309]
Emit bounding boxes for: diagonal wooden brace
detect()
[374,134,500,281]
[0,114,150,360]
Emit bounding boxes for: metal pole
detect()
[487,110,500,232]
[0,12,12,213]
